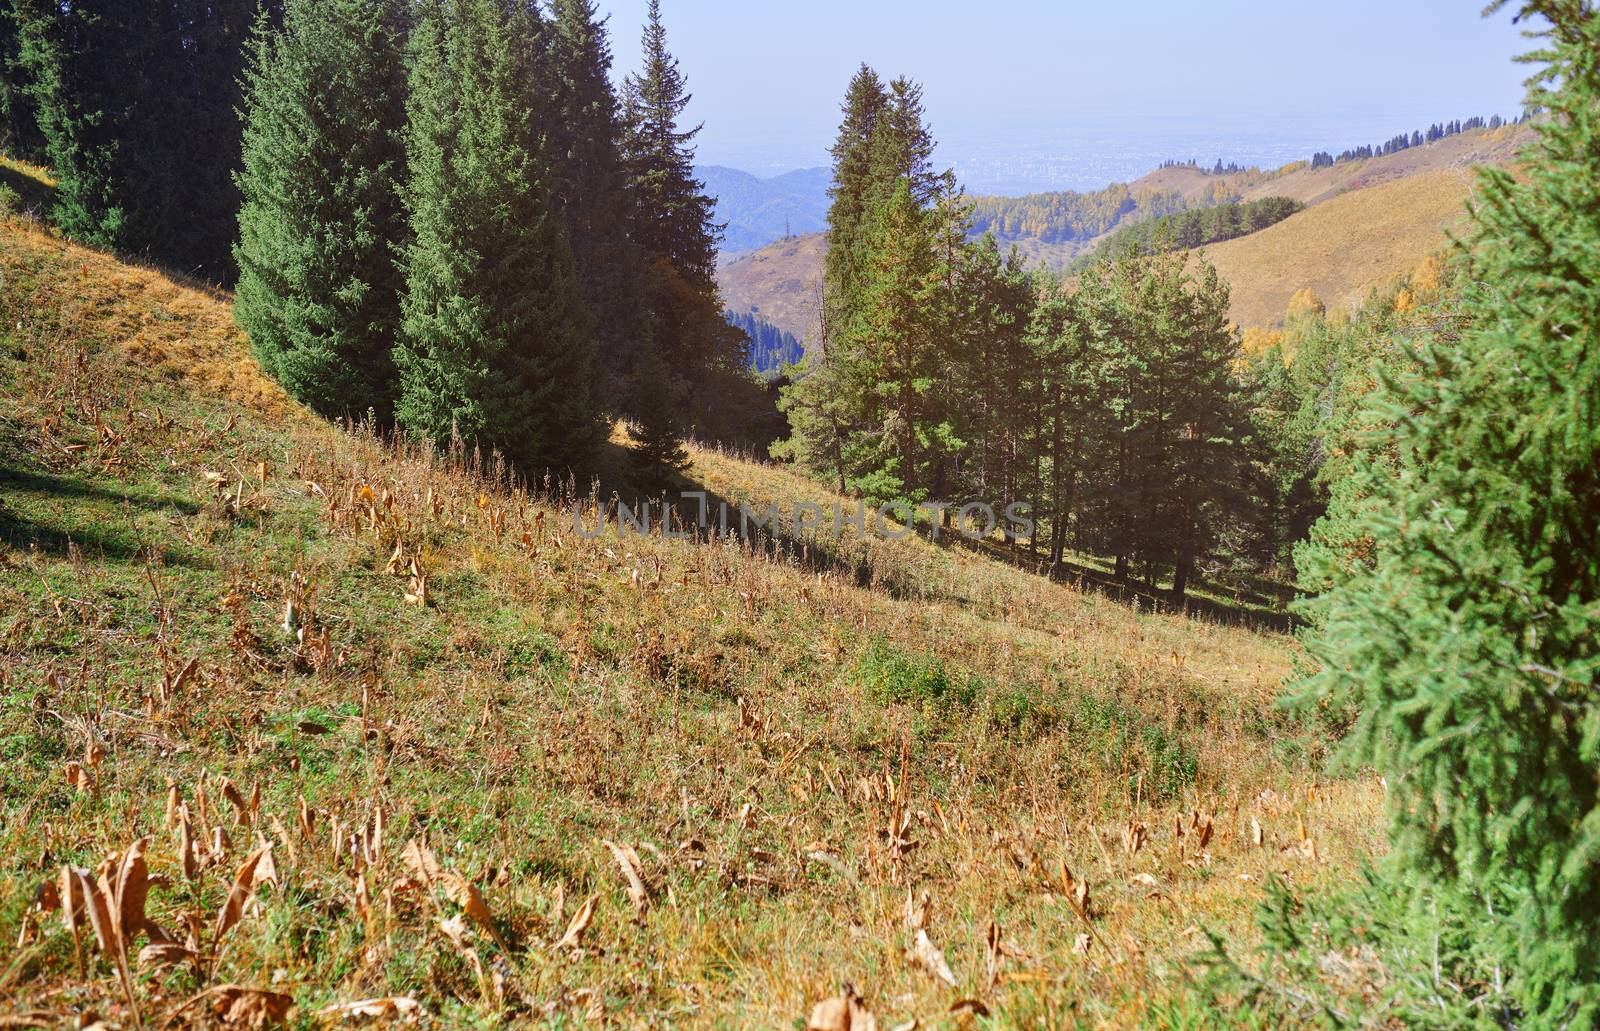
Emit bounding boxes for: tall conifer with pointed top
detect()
[620,0,747,472]
[543,0,651,413]
[395,0,598,473]
[822,64,888,308]
[233,0,410,420]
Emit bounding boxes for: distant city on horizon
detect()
[696,107,1531,195]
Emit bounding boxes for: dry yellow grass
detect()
[0,204,1384,1027]
[717,230,826,341]
[1198,168,1479,328]
[0,187,302,421]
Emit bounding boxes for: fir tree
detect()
[233,0,410,420]
[822,64,889,308]
[621,0,748,466]
[0,0,44,163]
[543,0,652,412]
[396,0,598,473]
[1296,2,1600,1019]
[12,0,259,277]
[622,0,717,289]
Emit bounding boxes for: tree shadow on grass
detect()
[0,162,55,218]
[0,465,209,569]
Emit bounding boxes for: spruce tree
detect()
[847,179,945,504]
[621,0,746,466]
[622,0,717,289]
[13,0,146,248]
[543,0,652,414]
[822,64,888,308]
[0,0,44,163]
[396,0,599,473]
[1296,2,1600,1019]
[13,0,258,277]
[233,0,410,420]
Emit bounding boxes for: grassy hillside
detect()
[717,231,826,342]
[0,200,1383,1026]
[1131,124,1531,208]
[718,126,1529,340]
[1203,168,1478,328]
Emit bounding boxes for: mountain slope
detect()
[700,164,829,254]
[718,230,826,340]
[1130,123,1531,208]
[1203,168,1479,327]
[0,212,1378,1027]
[718,126,1529,337]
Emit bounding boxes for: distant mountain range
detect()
[698,165,830,256]
[719,123,1535,339]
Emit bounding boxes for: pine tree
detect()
[233,0,410,420]
[1295,2,1600,1019]
[543,0,652,413]
[12,0,259,277]
[396,0,598,473]
[621,0,748,466]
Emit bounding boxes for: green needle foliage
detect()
[233,0,410,421]
[395,0,599,475]
[10,0,257,278]
[1294,0,1600,1020]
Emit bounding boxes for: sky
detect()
[593,0,1538,193]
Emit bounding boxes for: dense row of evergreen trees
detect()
[1070,196,1303,271]
[1309,111,1528,167]
[779,67,1251,600]
[0,0,754,478]
[1,0,270,277]
[725,310,802,373]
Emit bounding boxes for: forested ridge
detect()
[0,0,768,481]
[0,2,1597,1022]
[1068,196,1304,271]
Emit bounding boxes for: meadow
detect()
[0,180,1384,1028]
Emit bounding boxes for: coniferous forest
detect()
[1,0,756,478]
[0,1,1596,1026]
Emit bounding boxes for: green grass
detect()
[0,215,1385,1029]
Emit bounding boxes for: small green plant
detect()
[854,637,978,720]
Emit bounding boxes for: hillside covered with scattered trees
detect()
[0,0,1597,1026]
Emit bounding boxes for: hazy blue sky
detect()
[594,1,1538,190]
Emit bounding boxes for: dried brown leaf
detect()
[113,836,167,945]
[440,871,510,952]
[138,942,199,972]
[209,985,293,1028]
[554,895,596,951]
[316,997,424,1022]
[602,839,650,911]
[807,983,878,1031]
[71,867,114,954]
[400,837,441,886]
[213,845,271,947]
[912,928,957,987]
